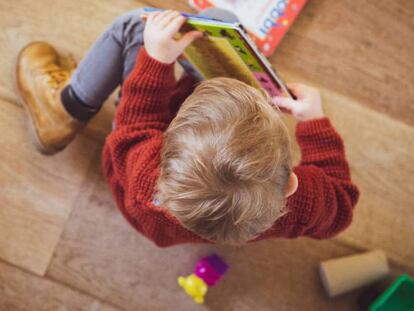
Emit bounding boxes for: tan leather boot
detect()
[16,41,83,155]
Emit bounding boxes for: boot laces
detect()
[41,67,69,92]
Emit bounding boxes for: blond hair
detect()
[156,78,292,244]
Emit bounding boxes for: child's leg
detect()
[64,8,147,120]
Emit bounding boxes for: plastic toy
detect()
[369,274,414,311]
[178,253,228,304]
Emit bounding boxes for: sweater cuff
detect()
[296,117,332,136]
[133,48,175,84]
[296,117,345,162]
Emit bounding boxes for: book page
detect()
[184,36,260,87]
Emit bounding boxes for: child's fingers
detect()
[272,96,295,110]
[177,30,203,50]
[287,83,305,100]
[158,10,181,28]
[288,83,317,100]
[164,15,187,37]
[151,10,169,23]
[150,10,171,24]
[147,11,161,23]
[276,106,291,114]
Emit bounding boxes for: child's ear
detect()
[285,172,298,198]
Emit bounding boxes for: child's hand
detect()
[272,83,324,122]
[143,10,203,64]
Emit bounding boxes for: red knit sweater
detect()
[102,49,360,247]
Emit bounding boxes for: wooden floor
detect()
[0,0,413,310]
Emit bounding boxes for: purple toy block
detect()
[194,254,229,286]
[205,254,229,275]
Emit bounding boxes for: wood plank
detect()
[0,0,413,309]
[47,158,408,311]
[273,0,414,125]
[0,260,120,311]
[281,69,414,268]
[0,99,99,275]
[325,90,414,267]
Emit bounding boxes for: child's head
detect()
[157,77,294,244]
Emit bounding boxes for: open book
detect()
[143,8,293,98]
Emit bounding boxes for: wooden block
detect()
[0,260,119,311]
[320,250,390,297]
[0,99,99,275]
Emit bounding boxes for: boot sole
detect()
[15,42,67,155]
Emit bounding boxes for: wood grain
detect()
[0,0,144,141]
[47,158,407,311]
[0,260,120,311]
[326,90,414,266]
[0,0,145,275]
[0,0,413,309]
[273,0,414,126]
[0,99,99,275]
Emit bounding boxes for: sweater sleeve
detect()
[115,48,175,128]
[102,48,175,221]
[288,118,360,238]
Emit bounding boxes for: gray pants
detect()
[70,8,238,108]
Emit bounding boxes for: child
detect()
[16,9,359,246]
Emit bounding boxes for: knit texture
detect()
[102,48,360,247]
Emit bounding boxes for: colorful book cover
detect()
[142,7,292,97]
[189,0,308,56]
[178,17,291,97]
